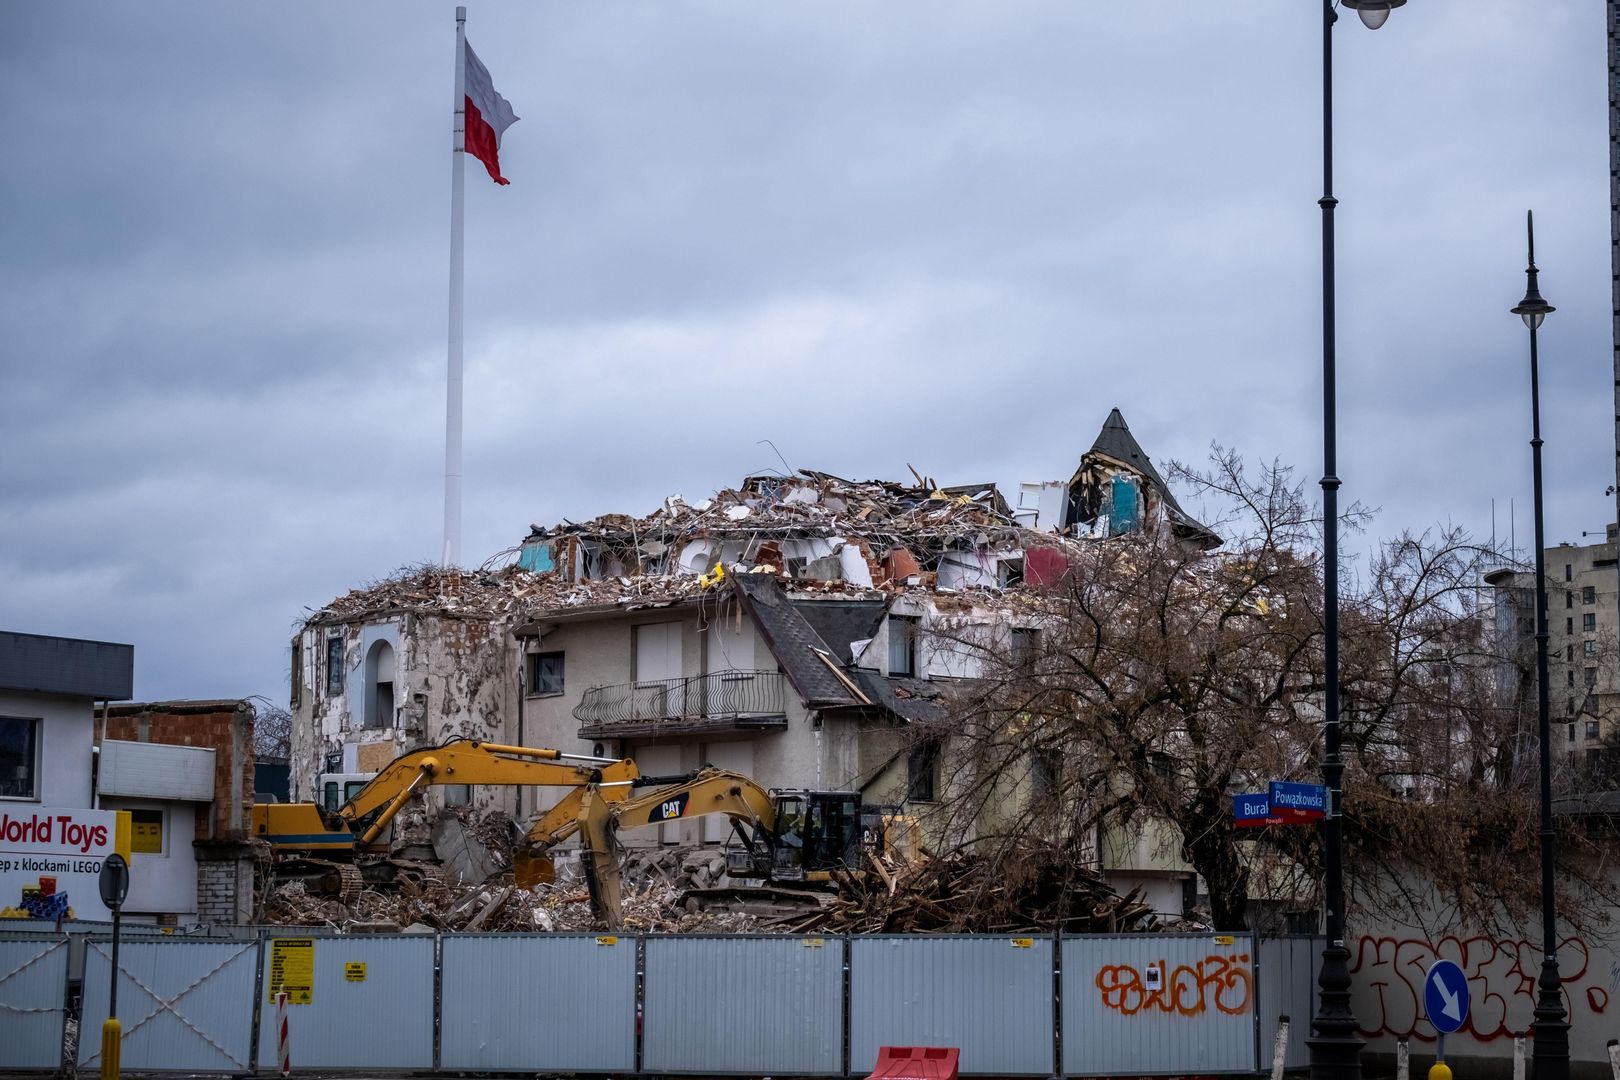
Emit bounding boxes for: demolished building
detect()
[286,409,1214,903]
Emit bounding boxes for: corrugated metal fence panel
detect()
[1256,936,1323,1070]
[1062,934,1258,1077]
[0,936,68,1071]
[440,934,636,1073]
[79,938,257,1074]
[851,935,1055,1077]
[254,934,434,1071]
[644,934,844,1075]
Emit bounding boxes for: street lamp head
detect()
[1341,0,1406,30]
[1511,210,1555,330]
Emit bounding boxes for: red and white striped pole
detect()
[275,991,290,1077]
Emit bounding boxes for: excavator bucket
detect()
[513,849,556,890]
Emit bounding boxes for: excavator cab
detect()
[767,790,860,880]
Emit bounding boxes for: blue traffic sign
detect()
[1232,792,1271,821]
[1424,959,1470,1034]
[1269,780,1326,816]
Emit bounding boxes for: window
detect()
[1566,591,1574,609]
[290,637,302,707]
[527,652,565,696]
[1567,618,1574,635]
[1584,586,1597,605]
[1568,723,1577,743]
[1568,645,1577,662]
[129,809,163,855]
[322,782,340,811]
[443,785,471,807]
[998,558,1025,588]
[0,717,40,800]
[907,741,939,802]
[1568,698,1577,716]
[1565,564,1573,582]
[888,616,918,677]
[1588,721,1602,740]
[1568,670,1576,688]
[362,639,396,730]
[1011,628,1040,665]
[1031,748,1063,799]
[1584,614,1597,632]
[1586,641,1600,658]
[325,637,345,696]
[1588,668,1599,688]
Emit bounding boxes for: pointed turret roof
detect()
[1073,408,1220,549]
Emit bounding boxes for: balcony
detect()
[575,669,789,738]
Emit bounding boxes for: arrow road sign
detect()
[1424,959,1470,1034]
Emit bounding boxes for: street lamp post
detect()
[1306,3,1405,1080]
[1511,209,1569,1080]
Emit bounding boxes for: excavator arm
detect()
[338,740,635,846]
[576,769,778,928]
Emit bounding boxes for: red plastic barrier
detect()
[866,1045,961,1080]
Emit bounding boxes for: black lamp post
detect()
[1306,3,1404,1080]
[1511,209,1569,1080]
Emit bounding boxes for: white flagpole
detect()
[443,5,467,567]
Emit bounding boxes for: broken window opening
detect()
[443,785,472,807]
[291,637,302,708]
[888,615,918,678]
[907,740,939,803]
[998,558,1025,588]
[528,652,565,696]
[1011,627,1040,665]
[325,637,345,697]
[362,639,396,730]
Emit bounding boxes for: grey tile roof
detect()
[730,573,863,708]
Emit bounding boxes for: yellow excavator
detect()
[571,768,914,928]
[251,739,640,897]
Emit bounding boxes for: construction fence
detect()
[0,928,1319,1076]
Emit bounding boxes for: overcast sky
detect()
[1,2,1610,707]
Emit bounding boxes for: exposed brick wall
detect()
[100,700,255,841]
[195,845,254,925]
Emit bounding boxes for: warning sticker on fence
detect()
[268,938,315,1004]
[344,962,366,983]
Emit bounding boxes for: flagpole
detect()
[443,5,467,567]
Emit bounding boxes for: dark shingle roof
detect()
[730,574,862,708]
[792,600,886,664]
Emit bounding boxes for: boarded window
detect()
[130,809,163,854]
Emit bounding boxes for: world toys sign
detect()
[1231,781,1327,828]
[0,807,129,922]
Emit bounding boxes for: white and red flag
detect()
[462,38,517,185]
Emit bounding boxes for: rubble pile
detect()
[783,849,1160,935]
[307,563,553,623]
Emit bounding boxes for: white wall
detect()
[0,691,94,808]
[98,796,199,918]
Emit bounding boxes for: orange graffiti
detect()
[1096,954,1253,1017]
[1350,934,1607,1043]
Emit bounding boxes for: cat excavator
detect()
[252,739,639,898]
[567,768,912,928]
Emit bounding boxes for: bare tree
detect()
[251,698,292,762]
[916,448,1608,932]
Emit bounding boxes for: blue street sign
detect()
[1424,959,1470,1034]
[1269,780,1327,815]
[1232,792,1271,821]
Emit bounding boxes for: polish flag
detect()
[463,39,517,185]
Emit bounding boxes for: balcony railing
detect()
[573,669,787,729]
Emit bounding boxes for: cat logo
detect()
[658,792,690,820]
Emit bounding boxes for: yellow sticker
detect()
[1213,935,1236,946]
[595,935,618,946]
[802,938,826,948]
[1011,937,1035,949]
[344,962,366,983]
[268,938,315,1005]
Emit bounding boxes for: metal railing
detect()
[573,669,786,727]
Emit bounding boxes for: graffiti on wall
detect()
[1096,953,1253,1017]
[1351,934,1608,1041]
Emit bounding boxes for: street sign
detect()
[1232,792,1321,827]
[1424,959,1470,1034]
[1269,780,1326,818]
[98,853,129,910]
[1232,793,1272,821]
